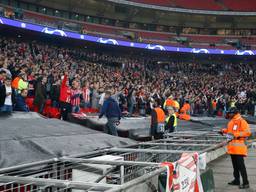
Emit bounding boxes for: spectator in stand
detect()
[14,89,29,112]
[0,77,14,112]
[27,71,36,97]
[50,79,60,108]
[91,82,100,110]
[118,88,127,113]
[1,36,256,118]
[70,79,83,113]
[138,93,146,116]
[11,73,28,92]
[127,87,136,116]
[82,81,91,108]
[0,70,6,86]
[98,87,105,110]
[0,60,12,78]
[99,90,121,136]
[34,77,47,114]
[59,74,71,120]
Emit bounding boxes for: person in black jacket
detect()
[99,90,121,136]
[127,87,135,116]
[50,79,60,108]
[34,77,47,113]
[138,94,146,116]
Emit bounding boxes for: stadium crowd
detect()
[1,36,256,119]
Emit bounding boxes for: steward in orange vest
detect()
[151,104,165,140]
[220,107,251,189]
[178,101,191,121]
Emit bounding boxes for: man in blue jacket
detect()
[14,89,29,112]
[99,90,121,136]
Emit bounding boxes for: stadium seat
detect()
[223,0,256,11]
[130,0,222,10]
[48,107,61,119]
[25,97,35,111]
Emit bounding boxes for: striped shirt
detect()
[82,87,90,103]
[70,89,82,106]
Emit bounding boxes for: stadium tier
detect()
[1,9,253,50]
[129,0,256,11]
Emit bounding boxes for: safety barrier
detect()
[0,131,228,192]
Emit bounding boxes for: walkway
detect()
[209,146,256,192]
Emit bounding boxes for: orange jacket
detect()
[155,107,165,123]
[180,103,190,114]
[222,114,251,156]
[178,113,191,121]
[12,77,20,89]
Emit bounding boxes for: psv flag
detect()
[159,162,174,192]
[172,153,204,192]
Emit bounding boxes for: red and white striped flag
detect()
[172,153,203,192]
[160,162,174,192]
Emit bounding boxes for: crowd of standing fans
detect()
[1,36,256,118]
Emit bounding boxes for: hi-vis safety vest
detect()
[230,101,236,108]
[222,114,251,156]
[12,77,28,91]
[165,113,177,128]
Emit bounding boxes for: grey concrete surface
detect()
[209,147,256,192]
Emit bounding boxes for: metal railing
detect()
[0,131,228,192]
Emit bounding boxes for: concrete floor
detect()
[209,147,256,192]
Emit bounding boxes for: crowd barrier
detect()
[0,131,228,192]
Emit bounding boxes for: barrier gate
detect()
[0,131,228,192]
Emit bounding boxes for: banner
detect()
[173,153,204,192]
[159,162,174,192]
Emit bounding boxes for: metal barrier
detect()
[0,131,228,192]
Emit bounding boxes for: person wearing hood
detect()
[98,90,121,136]
[220,107,251,189]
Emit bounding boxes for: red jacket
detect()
[59,75,71,103]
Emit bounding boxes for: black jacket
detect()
[165,115,175,133]
[50,84,60,101]
[33,82,47,107]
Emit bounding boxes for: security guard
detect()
[221,107,251,189]
[151,102,165,140]
[165,106,178,133]
[180,100,191,115]
[178,100,191,121]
